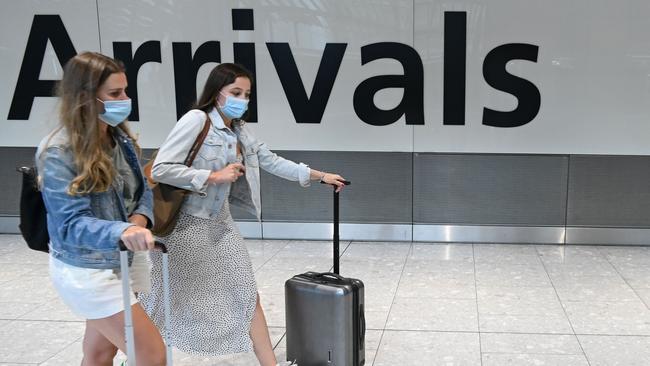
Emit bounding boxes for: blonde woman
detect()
[37,52,165,366]
[140,63,346,366]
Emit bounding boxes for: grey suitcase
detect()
[120,241,173,366]
[285,181,366,366]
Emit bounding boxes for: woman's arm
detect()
[130,177,154,228]
[129,214,149,228]
[244,125,347,191]
[151,110,211,193]
[308,168,347,192]
[41,147,135,249]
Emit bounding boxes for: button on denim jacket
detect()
[36,127,154,269]
[152,108,311,220]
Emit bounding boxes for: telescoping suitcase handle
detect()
[320,179,351,274]
[119,241,172,366]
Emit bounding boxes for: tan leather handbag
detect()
[143,115,211,236]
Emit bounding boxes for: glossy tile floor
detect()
[1,234,650,365]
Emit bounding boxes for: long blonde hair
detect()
[57,52,140,195]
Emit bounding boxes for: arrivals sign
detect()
[1,1,649,154]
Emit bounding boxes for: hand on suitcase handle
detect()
[319,179,351,186]
[119,240,167,253]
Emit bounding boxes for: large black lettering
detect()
[353,43,424,126]
[8,15,77,120]
[267,43,346,124]
[443,11,467,125]
[234,43,257,122]
[232,9,258,122]
[172,41,221,119]
[482,43,540,128]
[113,41,162,121]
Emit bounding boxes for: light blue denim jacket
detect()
[152,108,311,220]
[36,127,154,269]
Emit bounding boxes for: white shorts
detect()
[49,252,152,320]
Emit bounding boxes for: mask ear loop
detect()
[217,91,230,109]
[96,98,106,114]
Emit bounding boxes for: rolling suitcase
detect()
[285,181,366,366]
[120,241,173,366]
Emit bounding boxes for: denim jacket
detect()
[36,127,154,269]
[151,108,311,220]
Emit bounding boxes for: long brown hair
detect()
[57,51,139,195]
[194,63,253,119]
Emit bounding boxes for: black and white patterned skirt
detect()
[139,201,257,355]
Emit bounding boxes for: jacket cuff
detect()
[298,163,311,187]
[192,169,212,193]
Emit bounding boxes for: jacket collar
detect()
[208,107,229,130]
[207,107,246,132]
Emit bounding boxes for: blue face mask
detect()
[97,98,132,127]
[219,93,249,119]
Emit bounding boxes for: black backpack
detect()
[17,166,50,252]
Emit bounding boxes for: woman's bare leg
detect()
[250,294,278,366]
[80,324,118,366]
[86,303,166,366]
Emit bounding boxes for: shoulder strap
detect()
[183,113,212,167]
